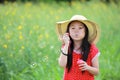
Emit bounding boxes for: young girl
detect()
[56,15,100,80]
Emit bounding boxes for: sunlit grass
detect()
[0,1,120,80]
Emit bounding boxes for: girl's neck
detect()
[74,40,82,50]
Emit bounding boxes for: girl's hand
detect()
[78,60,90,71]
[62,33,70,46]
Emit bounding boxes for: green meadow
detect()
[0,1,120,80]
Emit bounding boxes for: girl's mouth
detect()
[75,34,79,37]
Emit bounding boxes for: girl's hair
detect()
[66,21,91,72]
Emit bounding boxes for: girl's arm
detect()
[58,33,70,68]
[87,55,99,75]
[58,44,69,68]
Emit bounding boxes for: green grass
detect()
[0,1,120,80]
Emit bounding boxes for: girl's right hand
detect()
[62,33,70,46]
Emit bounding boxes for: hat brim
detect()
[56,20,100,44]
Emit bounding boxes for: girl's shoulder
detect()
[89,44,99,59]
[90,44,99,52]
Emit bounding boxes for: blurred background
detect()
[0,0,120,80]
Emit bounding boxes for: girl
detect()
[56,15,100,80]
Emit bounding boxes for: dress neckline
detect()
[73,50,82,54]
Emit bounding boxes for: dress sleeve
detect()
[90,44,100,61]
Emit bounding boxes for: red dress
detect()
[63,44,99,80]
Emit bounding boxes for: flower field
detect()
[0,1,120,80]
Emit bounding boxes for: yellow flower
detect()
[25,2,32,7]
[55,16,59,20]
[45,33,49,39]
[5,11,9,16]
[27,14,31,19]
[33,25,39,30]
[19,35,23,40]
[20,16,24,19]
[29,30,32,35]
[12,11,16,16]
[21,46,25,49]
[50,11,53,15]
[5,34,10,40]
[3,44,8,48]
[38,34,43,40]
[3,26,7,30]
[18,25,22,30]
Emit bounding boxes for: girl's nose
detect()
[74,28,79,33]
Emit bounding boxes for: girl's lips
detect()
[75,34,78,36]
[74,34,80,38]
[71,34,78,37]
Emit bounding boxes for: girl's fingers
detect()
[66,33,69,36]
[79,66,87,71]
[78,62,86,67]
[62,33,70,45]
[63,33,69,39]
[78,62,88,71]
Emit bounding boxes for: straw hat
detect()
[56,15,100,44]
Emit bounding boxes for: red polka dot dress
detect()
[63,44,99,80]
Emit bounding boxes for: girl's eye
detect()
[71,27,75,29]
[79,27,84,29]
[79,27,82,29]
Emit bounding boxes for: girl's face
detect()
[69,21,86,41]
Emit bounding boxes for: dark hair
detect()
[66,21,91,72]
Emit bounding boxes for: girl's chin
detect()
[72,38,82,41]
[71,36,84,41]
